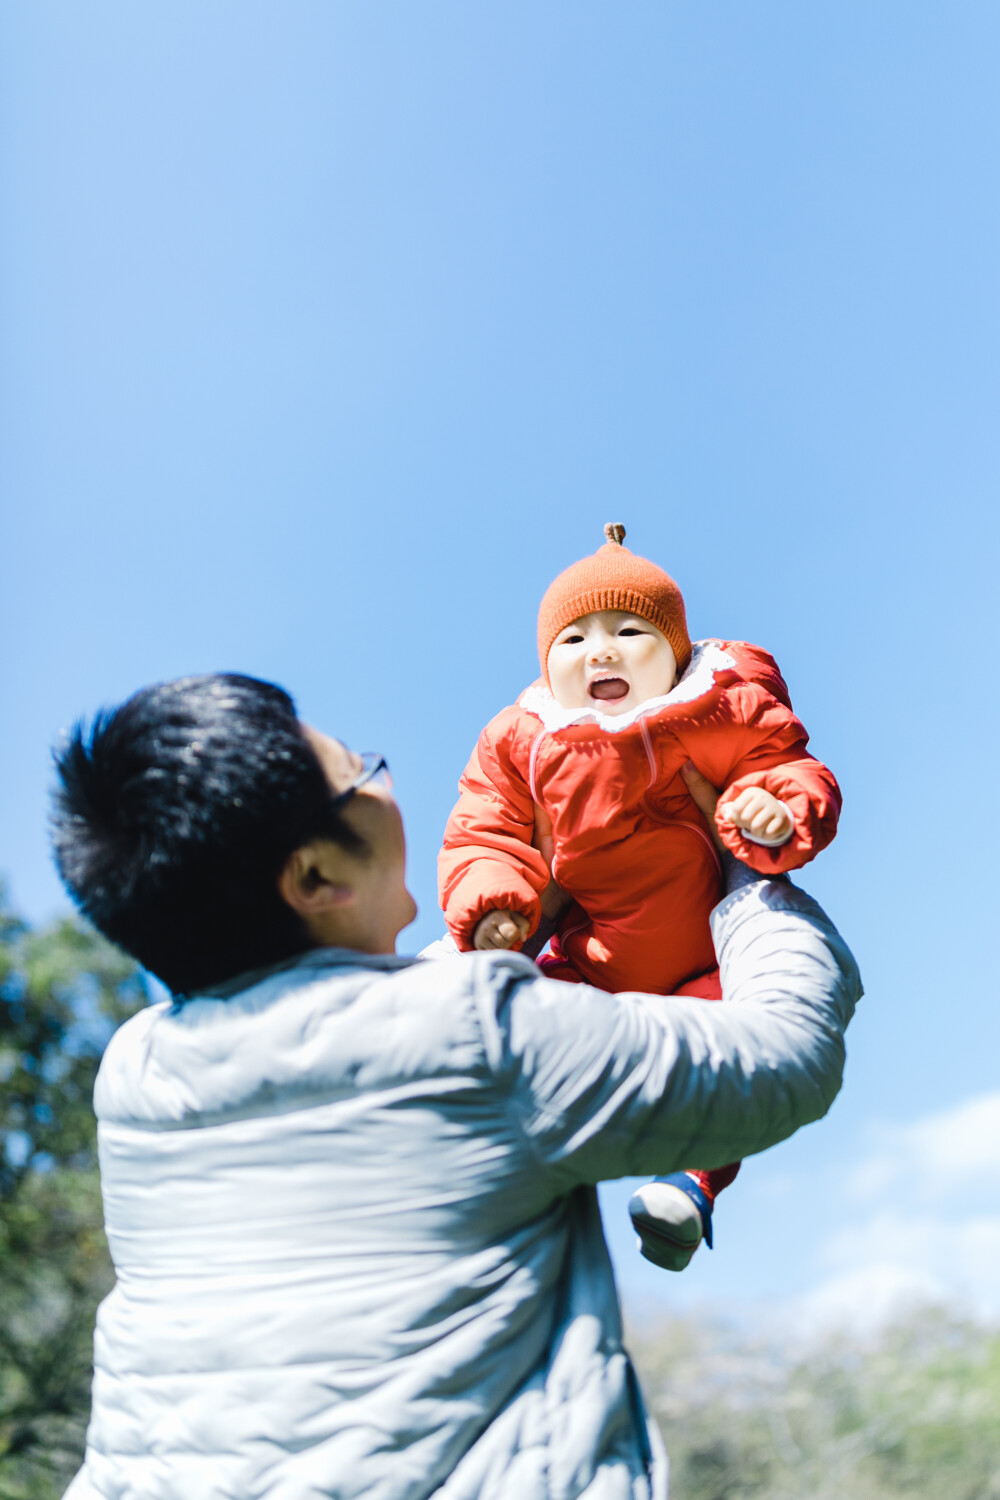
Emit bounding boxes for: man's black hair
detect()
[51,674,364,994]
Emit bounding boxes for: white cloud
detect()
[788,1092,1000,1334]
[607,1091,1000,1336]
[847,1091,1000,1203]
[794,1214,1000,1334]
[792,1262,945,1335]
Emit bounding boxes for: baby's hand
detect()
[718,787,792,844]
[473,910,531,951]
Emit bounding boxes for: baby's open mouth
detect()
[588,677,629,702]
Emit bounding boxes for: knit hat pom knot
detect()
[536,522,692,685]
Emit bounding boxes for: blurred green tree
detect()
[632,1306,1000,1499]
[0,886,145,1499]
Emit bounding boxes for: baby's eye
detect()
[561,633,585,645]
[618,627,645,636]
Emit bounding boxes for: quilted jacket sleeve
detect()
[677,643,841,874]
[482,875,861,1186]
[438,711,552,950]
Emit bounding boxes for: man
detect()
[53,672,860,1500]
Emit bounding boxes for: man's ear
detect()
[278,840,357,919]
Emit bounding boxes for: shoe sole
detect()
[629,1208,702,1272]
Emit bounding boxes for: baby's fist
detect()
[719,787,793,845]
[473,910,531,951]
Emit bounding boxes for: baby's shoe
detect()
[628,1172,714,1272]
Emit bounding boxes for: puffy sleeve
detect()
[438,710,552,950]
[677,642,842,873]
[479,876,861,1187]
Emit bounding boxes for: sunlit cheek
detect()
[628,641,672,693]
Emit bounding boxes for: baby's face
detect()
[547,610,677,716]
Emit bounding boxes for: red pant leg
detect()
[687,1162,741,1205]
[675,967,723,1000]
[536,947,586,984]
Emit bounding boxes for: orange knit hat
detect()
[537,523,691,683]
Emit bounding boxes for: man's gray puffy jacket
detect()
[66,878,860,1500]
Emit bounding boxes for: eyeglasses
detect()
[329,752,392,809]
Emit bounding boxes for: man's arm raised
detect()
[482,768,861,1187]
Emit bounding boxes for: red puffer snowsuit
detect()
[439,640,841,997]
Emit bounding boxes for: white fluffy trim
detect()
[518,640,738,734]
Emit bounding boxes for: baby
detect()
[439,523,841,1270]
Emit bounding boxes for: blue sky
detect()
[2,2,998,1323]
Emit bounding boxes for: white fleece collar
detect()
[518,639,737,734]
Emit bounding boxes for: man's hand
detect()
[681,762,724,848]
[540,878,571,921]
[719,787,792,844]
[473,910,532,951]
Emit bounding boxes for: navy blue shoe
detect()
[628,1173,714,1272]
